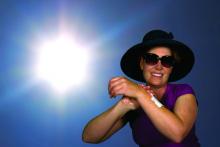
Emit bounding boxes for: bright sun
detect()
[34,33,90,93]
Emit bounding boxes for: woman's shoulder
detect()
[168,83,194,89]
[168,83,195,97]
[163,83,196,109]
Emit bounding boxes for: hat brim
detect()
[120,39,194,82]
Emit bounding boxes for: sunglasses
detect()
[142,53,175,68]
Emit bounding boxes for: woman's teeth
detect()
[152,73,162,77]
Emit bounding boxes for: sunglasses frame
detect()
[142,53,175,68]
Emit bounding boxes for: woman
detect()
[82,30,200,146]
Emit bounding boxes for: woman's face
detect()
[140,47,173,88]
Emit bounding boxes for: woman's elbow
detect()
[172,135,184,143]
[82,133,102,144]
[82,134,91,143]
[170,129,187,143]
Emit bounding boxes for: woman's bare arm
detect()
[137,93,198,143]
[82,97,138,143]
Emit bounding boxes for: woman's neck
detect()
[148,84,168,100]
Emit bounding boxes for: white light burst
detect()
[34,33,90,93]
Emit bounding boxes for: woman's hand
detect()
[140,84,156,97]
[108,76,150,99]
[119,96,140,111]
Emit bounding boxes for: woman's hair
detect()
[171,49,181,64]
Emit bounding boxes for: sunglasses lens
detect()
[161,56,175,68]
[143,53,175,68]
[144,54,158,65]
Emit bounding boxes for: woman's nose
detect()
[155,60,163,70]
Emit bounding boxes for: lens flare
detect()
[33,33,90,94]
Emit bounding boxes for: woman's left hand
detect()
[120,96,140,110]
[108,76,147,99]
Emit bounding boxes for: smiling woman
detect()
[33,32,90,94]
[82,30,200,147]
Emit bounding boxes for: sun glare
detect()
[34,33,90,93]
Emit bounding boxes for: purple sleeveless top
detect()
[126,84,200,147]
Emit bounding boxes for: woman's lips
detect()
[152,73,163,77]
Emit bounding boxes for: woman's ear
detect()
[140,57,144,70]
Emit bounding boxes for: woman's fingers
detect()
[108,76,141,98]
[109,84,124,98]
[140,85,156,96]
[121,96,140,110]
[109,77,124,90]
[108,77,122,91]
[108,77,127,97]
[121,96,130,104]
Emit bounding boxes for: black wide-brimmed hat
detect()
[120,29,194,82]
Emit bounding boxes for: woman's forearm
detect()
[82,102,128,143]
[137,93,197,143]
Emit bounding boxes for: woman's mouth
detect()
[152,73,163,77]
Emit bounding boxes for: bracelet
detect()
[139,84,163,108]
[150,94,164,108]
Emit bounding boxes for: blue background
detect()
[0,0,220,146]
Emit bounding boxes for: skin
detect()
[82,47,198,143]
[139,47,173,99]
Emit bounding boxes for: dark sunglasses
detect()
[142,53,175,68]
